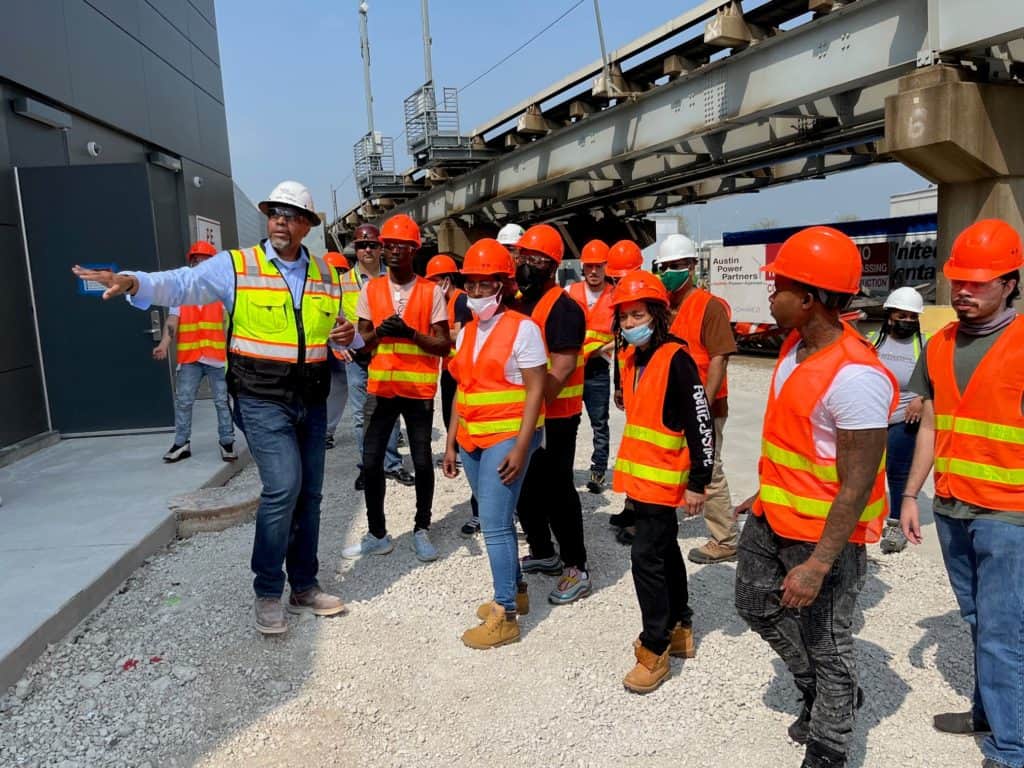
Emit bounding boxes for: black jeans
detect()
[517,415,587,570]
[581,362,611,474]
[631,500,692,654]
[362,394,435,537]
[735,511,867,756]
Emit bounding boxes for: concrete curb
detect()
[0,448,252,694]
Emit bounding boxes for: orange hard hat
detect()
[580,239,610,265]
[324,251,349,271]
[462,238,515,277]
[380,214,421,248]
[426,254,459,279]
[610,269,669,307]
[945,219,1024,282]
[761,226,861,294]
[606,240,644,278]
[187,241,217,262]
[517,224,564,264]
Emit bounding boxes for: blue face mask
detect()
[621,323,653,347]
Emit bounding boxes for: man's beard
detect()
[270,233,292,251]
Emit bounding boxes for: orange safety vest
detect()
[568,282,616,361]
[449,310,545,451]
[366,275,441,399]
[612,342,693,507]
[926,316,1024,511]
[753,323,897,544]
[177,303,226,364]
[531,286,584,419]
[669,288,731,401]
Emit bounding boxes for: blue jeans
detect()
[582,362,610,474]
[934,511,1024,767]
[885,421,918,519]
[325,354,348,438]
[174,362,234,446]
[345,360,402,472]
[461,431,542,611]
[234,396,327,598]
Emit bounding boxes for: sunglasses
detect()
[355,241,381,250]
[266,206,305,222]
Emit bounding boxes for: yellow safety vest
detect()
[229,245,340,364]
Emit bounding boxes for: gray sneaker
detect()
[521,553,564,575]
[879,520,908,554]
[254,597,287,635]
[341,532,395,560]
[412,529,439,562]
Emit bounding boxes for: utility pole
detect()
[592,0,613,96]
[421,0,433,84]
[358,1,375,136]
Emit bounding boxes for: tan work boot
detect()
[287,587,347,617]
[255,597,287,635]
[688,539,738,564]
[668,623,696,658]
[623,639,670,694]
[462,602,521,650]
[476,583,529,619]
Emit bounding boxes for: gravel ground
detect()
[0,358,980,768]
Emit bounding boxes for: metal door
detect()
[16,163,175,435]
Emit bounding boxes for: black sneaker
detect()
[460,517,481,537]
[163,442,191,463]
[616,526,635,545]
[384,467,415,486]
[354,469,365,491]
[801,741,847,768]
[325,434,336,450]
[586,470,605,494]
[219,442,238,462]
[933,710,991,736]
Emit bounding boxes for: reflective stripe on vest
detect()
[669,288,731,400]
[366,275,440,399]
[339,268,364,324]
[228,245,340,365]
[532,286,584,419]
[753,323,898,544]
[926,316,1024,511]
[568,282,615,360]
[177,303,226,363]
[612,342,692,507]
[448,310,544,451]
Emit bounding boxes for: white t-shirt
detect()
[355,276,448,325]
[773,342,893,459]
[454,313,547,385]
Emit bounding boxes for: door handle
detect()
[143,309,163,341]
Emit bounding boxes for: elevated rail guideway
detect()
[335,0,1024,252]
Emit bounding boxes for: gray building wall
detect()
[233,182,266,249]
[0,0,237,449]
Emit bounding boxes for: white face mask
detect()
[467,289,502,321]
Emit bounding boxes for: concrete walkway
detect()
[0,400,248,692]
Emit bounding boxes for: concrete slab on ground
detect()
[0,400,249,692]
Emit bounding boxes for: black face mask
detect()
[516,263,550,296]
[890,320,920,339]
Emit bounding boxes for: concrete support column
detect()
[884,65,1024,304]
[435,218,472,255]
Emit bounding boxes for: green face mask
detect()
[659,268,690,293]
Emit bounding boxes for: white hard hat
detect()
[655,233,697,266]
[884,286,924,314]
[259,180,320,225]
[497,223,525,246]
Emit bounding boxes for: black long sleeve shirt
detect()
[631,340,715,494]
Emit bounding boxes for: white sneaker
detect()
[341,533,395,560]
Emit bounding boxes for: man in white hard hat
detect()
[865,286,927,554]
[497,223,525,259]
[72,181,359,635]
[654,233,740,564]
